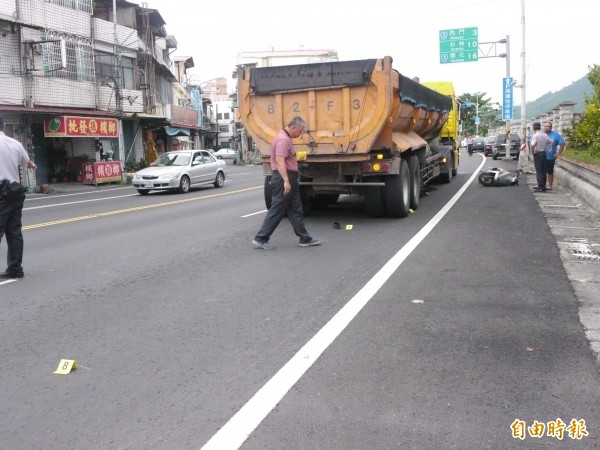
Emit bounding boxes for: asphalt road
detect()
[1,154,599,449]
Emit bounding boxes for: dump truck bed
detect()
[238,56,452,161]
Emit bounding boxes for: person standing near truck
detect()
[252,117,320,250]
[0,113,37,279]
[544,121,565,191]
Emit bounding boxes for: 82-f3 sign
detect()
[439,27,478,64]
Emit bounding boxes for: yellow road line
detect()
[23,186,261,231]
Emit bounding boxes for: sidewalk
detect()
[28,180,130,196]
[528,169,600,364]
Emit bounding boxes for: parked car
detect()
[492,133,521,160]
[471,137,486,152]
[484,135,497,156]
[132,150,227,195]
[213,148,237,160]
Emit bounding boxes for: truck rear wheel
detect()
[365,178,386,217]
[409,155,421,210]
[384,159,410,218]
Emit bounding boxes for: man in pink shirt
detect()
[252,117,320,250]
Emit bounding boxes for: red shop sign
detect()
[44,116,119,138]
[82,161,122,184]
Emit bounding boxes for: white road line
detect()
[241,210,267,218]
[0,279,19,286]
[24,194,139,211]
[202,159,486,449]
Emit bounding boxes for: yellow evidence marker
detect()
[346,225,353,231]
[54,359,77,375]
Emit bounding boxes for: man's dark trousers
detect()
[0,197,25,276]
[533,152,547,190]
[254,171,311,243]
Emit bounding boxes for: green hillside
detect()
[514,75,592,119]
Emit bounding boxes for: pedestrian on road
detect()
[529,122,553,192]
[544,121,565,191]
[0,113,37,279]
[467,136,474,156]
[252,117,320,250]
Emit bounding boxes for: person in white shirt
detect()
[529,122,553,192]
[0,113,37,278]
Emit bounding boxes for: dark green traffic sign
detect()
[439,27,478,64]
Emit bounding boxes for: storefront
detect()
[43,115,121,183]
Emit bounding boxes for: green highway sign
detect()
[439,27,478,64]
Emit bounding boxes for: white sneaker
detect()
[299,238,321,247]
[252,239,276,250]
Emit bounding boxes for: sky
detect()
[147,0,596,108]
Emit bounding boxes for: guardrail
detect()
[556,157,600,212]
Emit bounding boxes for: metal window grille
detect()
[42,31,95,82]
[46,0,93,14]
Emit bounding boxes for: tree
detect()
[565,65,600,157]
[458,92,503,137]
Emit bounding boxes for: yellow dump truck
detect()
[422,81,461,167]
[237,56,459,217]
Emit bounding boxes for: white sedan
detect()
[132,150,227,195]
[213,148,237,160]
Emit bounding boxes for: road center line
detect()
[22,186,262,230]
[202,160,486,449]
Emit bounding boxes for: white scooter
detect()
[478,167,521,187]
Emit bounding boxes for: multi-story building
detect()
[233,49,339,163]
[236,49,339,68]
[211,99,234,150]
[0,0,202,187]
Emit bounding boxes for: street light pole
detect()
[520,0,527,147]
[476,96,479,135]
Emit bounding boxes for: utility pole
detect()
[215,102,219,149]
[113,0,125,179]
[520,0,527,145]
[475,95,479,135]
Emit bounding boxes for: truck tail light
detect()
[363,162,390,173]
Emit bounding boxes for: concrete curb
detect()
[555,159,600,213]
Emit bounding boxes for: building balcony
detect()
[14,0,92,37]
[97,85,143,114]
[92,18,138,50]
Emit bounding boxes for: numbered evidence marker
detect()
[54,359,77,375]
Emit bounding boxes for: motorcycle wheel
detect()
[478,172,495,187]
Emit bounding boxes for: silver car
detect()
[132,150,227,195]
[213,148,237,160]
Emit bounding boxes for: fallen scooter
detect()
[478,167,521,187]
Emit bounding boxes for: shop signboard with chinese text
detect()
[44,116,119,138]
[82,161,122,184]
[502,77,514,120]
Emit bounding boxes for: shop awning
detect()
[128,112,168,121]
[164,126,191,136]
